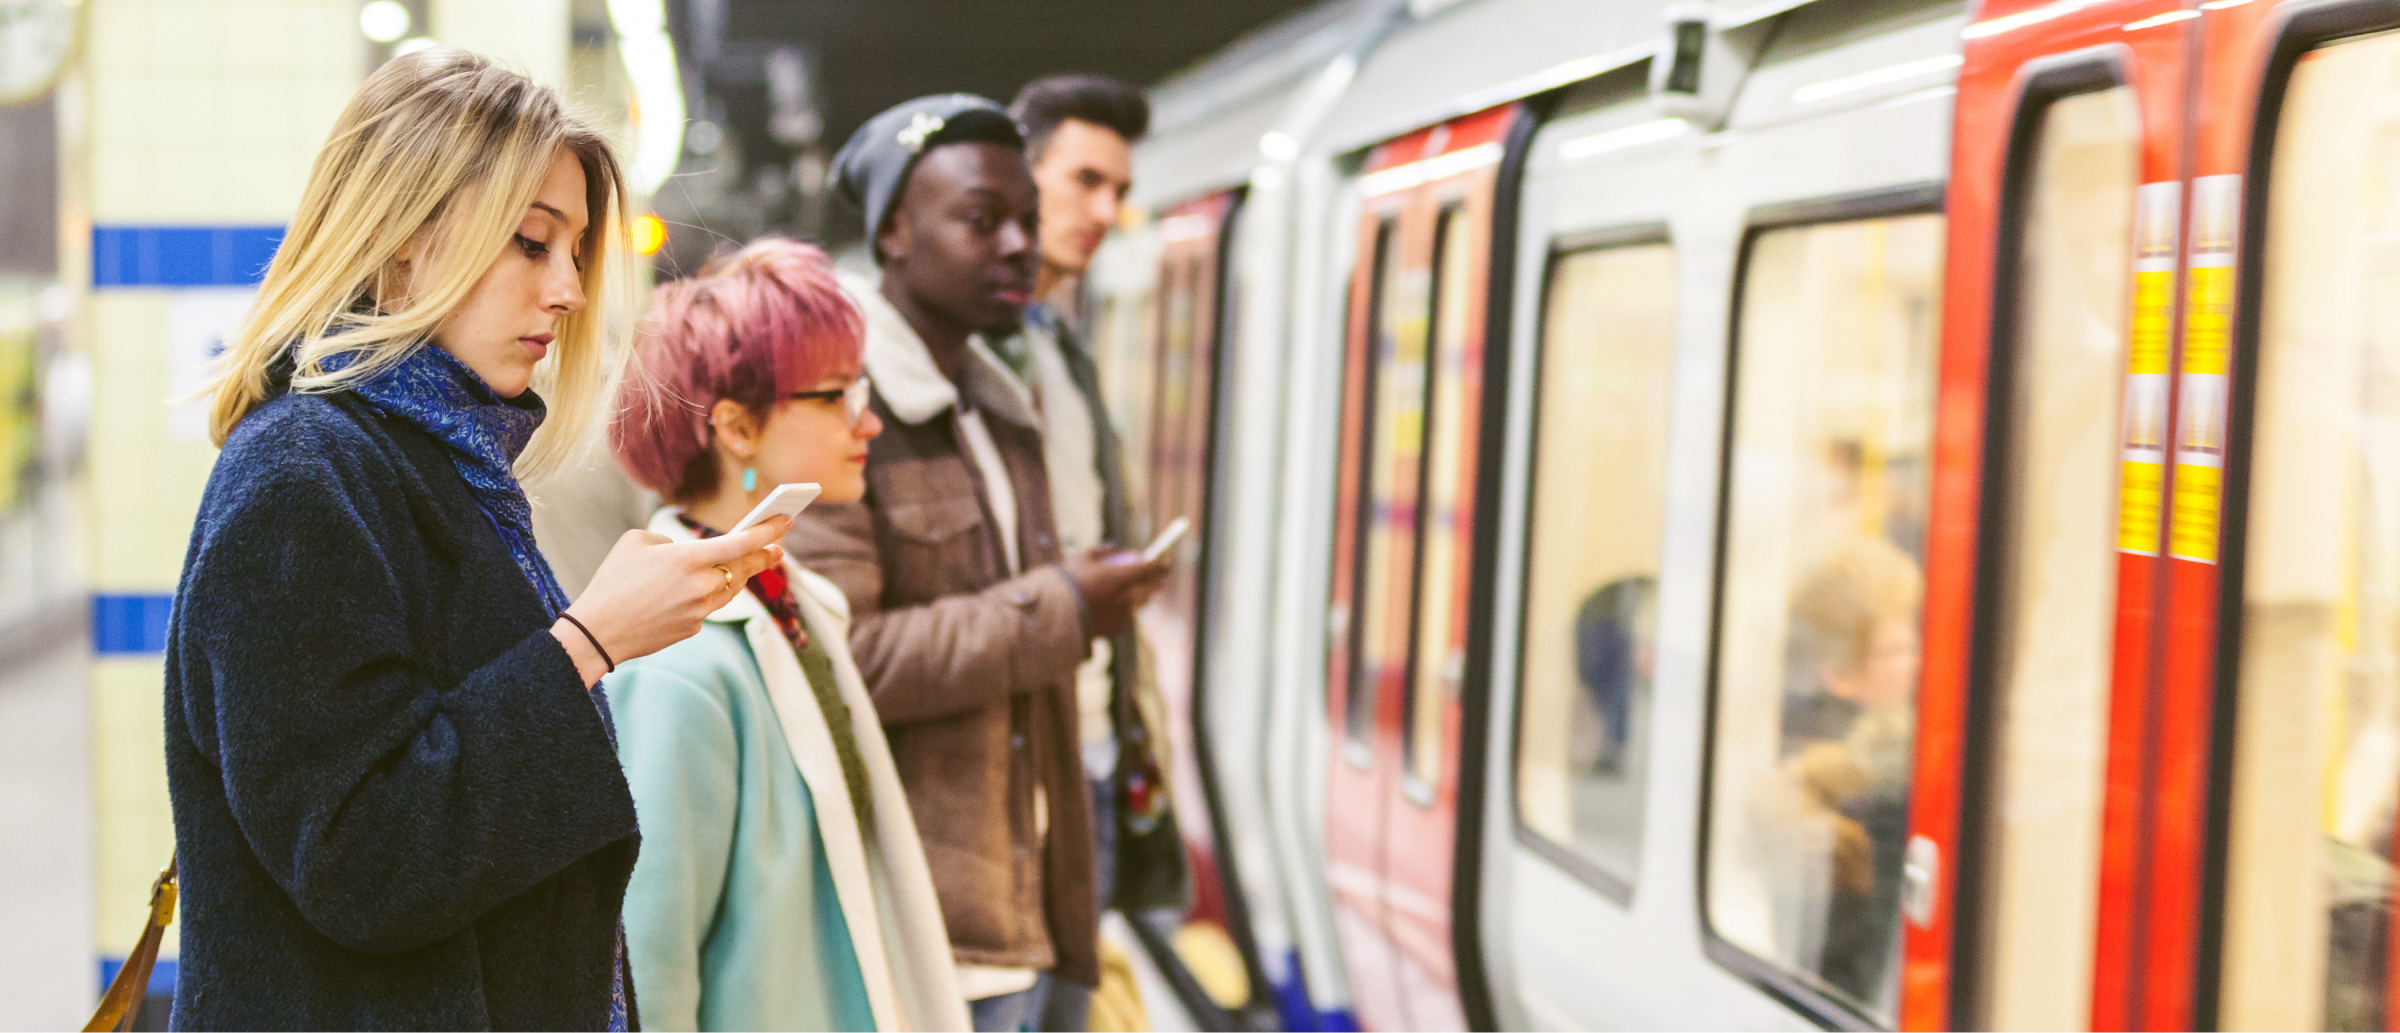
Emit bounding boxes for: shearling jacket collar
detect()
[837,269,1037,429]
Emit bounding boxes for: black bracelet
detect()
[558,612,615,673]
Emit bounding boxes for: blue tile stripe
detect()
[92,225,284,288]
[92,593,173,655]
[98,955,177,998]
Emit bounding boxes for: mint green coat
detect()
[605,511,969,1032]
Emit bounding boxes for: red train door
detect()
[1140,191,1253,990]
[1901,1,2197,1029]
[1324,103,1519,1032]
[2184,1,2400,1029]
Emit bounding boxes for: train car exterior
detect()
[1099,0,2400,1029]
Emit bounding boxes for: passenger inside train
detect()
[32,0,2400,1031]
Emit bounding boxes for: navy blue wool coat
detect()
[163,390,641,1031]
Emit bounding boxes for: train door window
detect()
[1967,85,2140,1031]
[2220,30,2400,1031]
[1346,216,1413,748]
[1109,285,1162,523]
[1093,290,1151,507]
[1513,239,1677,899]
[1153,253,1200,533]
[1151,237,1218,606]
[1404,204,1476,792]
[1705,212,1944,1022]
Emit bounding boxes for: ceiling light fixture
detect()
[359,0,409,43]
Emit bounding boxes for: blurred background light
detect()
[609,0,686,196]
[628,213,667,256]
[393,36,437,57]
[684,119,724,156]
[358,0,410,44]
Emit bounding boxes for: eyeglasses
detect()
[790,375,873,428]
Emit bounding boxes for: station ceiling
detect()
[702,0,1322,163]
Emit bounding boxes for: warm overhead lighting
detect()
[1358,142,1503,197]
[394,36,438,57]
[1791,54,1963,104]
[628,214,668,256]
[1557,118,1688,162]
[1258,131,1299,161]
[359,0,410,43]
[2123,9,2200,29]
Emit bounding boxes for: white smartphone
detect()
[728,482,821,534]
[1139,516,1190,563]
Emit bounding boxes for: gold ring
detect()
[714,564,735,592]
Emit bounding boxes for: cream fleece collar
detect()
[836,269,1035,429]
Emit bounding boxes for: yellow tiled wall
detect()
[83,0,363,958]
[79,0,613,968]
[432,0,570,89]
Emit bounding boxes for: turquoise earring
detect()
[741,467,757,492]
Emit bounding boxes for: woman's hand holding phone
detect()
[551,517,792,686]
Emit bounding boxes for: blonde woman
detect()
[604,239,968,1032]
[162,49,790,1030]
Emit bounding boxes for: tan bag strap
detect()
[85,855,177,1033]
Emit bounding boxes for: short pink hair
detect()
[611,238,865,501]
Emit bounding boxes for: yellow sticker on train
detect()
[2129,269,2174,376]
[2181,264,2233,377]
[2119,461,2163,554]
[2170,461,2223,561]
[2117,182,2180,556]
[2166,175,2242,565]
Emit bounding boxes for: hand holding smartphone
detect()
[1139,516,1190,563]
[729,482,822,534]
[1103,517,1188,566]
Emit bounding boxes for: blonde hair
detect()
[1789,537,1924,675]
[207,48,628,478]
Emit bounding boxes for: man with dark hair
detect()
[1006,73,1189,1033]
[1010,74,1150,302]
[800,93,1170,1033]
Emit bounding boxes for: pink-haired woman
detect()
[605,238,967,1032]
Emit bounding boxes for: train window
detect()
[1347,216,1412,747]
[1153,253,1201,534]
[2220,30,2400,1031]
[1098,286,1161,528]
[1705,212,1944,1022]
[1513,240,1677,899]
[1092,291,1150,507]
[1969,85,2138,1031]
[1404,204,1476,792]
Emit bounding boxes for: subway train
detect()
[1076,0,2400,1028]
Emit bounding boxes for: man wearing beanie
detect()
[788,94,1171,1032]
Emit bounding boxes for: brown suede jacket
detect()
[787,273,1100,988]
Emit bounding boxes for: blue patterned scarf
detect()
[330,342,632,1033]
[335,344,570,616]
